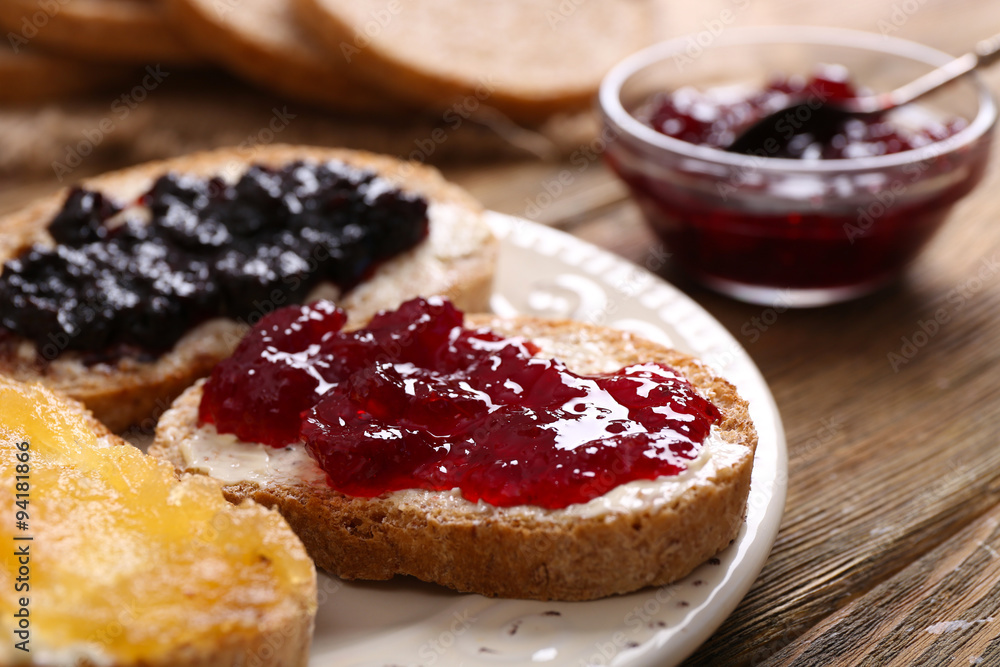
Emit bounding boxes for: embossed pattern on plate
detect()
[308,213,787,667]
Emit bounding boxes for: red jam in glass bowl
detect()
[599,29,997,306]
[639,66,966,159]
[198,297,722,509]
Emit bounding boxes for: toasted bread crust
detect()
[0,145,496,432]
[0,379,316,666]
[0,0,195,63]
[151,316,757,601]
[167,0,397,114]
[293,0,654,123]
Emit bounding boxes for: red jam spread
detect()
[639,65,966,158]
[199,297,722,509]
[606,66,986,294]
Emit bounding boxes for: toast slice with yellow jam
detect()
[0,376,317,666]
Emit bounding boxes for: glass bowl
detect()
[598,26,997,307]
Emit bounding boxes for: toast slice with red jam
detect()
[150,297,757,601]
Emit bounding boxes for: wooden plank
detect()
[766,508,1000,666]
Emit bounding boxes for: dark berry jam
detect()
[199,297,722,509]
[605,65,991,300]
[639,65,966,159]
[0,161,428,358]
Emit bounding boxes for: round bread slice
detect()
[0,144,497,433]
[166,0,399,115]
[0,0,196,64]
[0,40,133,103]
[150,315,757,601]
[0,375,316,666]
[292,0,655,123]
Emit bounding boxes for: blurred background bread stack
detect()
[0,0,657,178]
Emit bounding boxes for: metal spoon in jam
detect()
[726,32,1000,155]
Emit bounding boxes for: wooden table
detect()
[3,0,1000,663]
[455,3,1000,663]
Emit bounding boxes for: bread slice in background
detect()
[0,375,316,666]
[167,0,400,115]
[0,40,132,104]
[0,144,497,432]
[0,0,195,64]
[293,0,654,123]
[151,315,757,601]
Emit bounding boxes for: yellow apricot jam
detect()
[0,377,316,664]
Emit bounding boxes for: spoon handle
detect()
[848,30,1000,114]
[975,33,1000,67]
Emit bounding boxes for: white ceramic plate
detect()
[307,213,787,667]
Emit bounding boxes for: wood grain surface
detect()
[1,0,1000,664]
